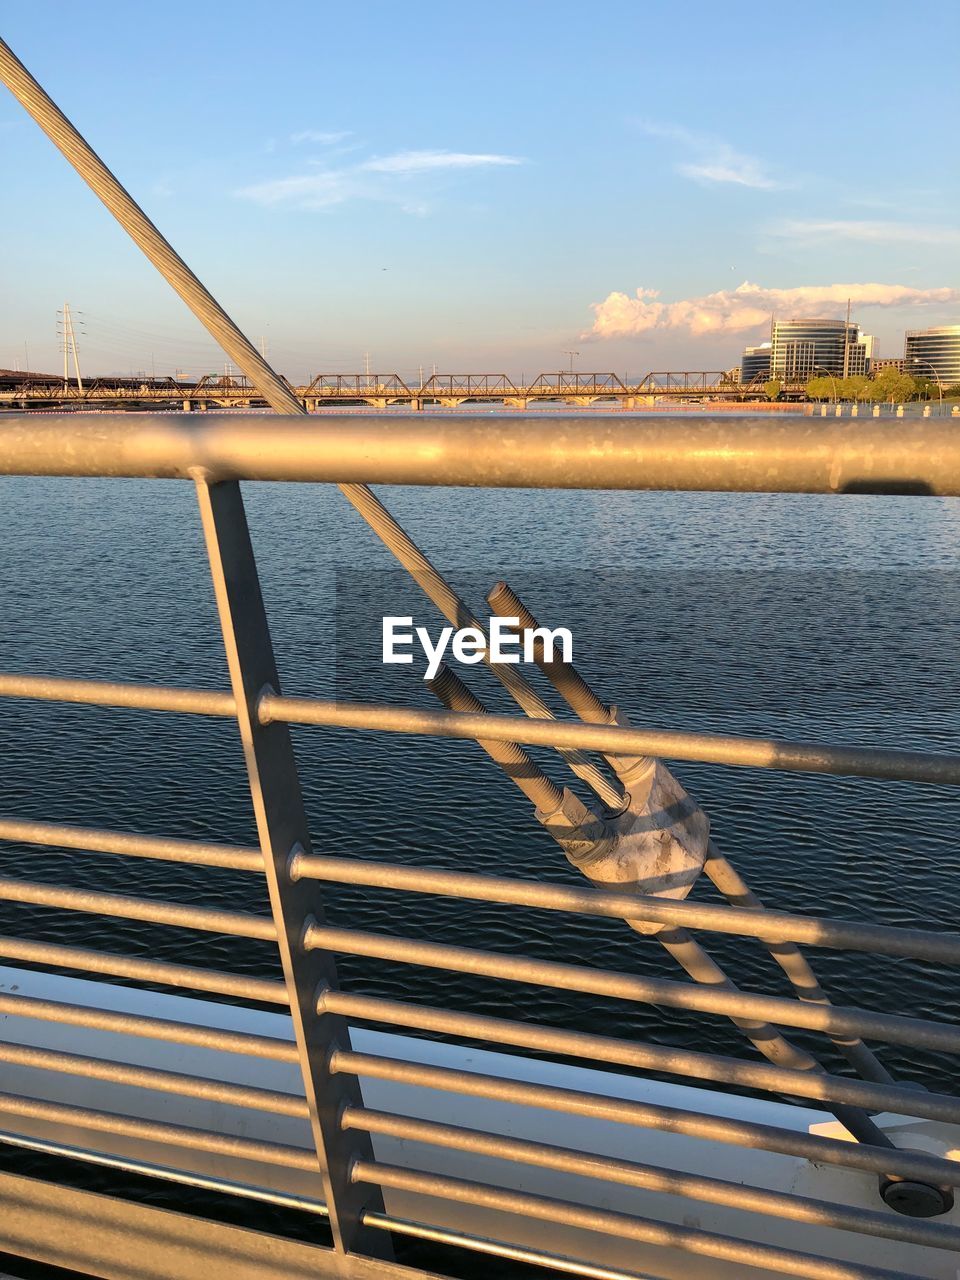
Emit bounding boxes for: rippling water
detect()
[2,471,959,1266]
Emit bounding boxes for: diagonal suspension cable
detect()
[0,35,622,811]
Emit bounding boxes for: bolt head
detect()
[880,1176,954,1218]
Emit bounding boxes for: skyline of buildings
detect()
[738,322,960,385]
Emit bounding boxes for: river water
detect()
[1,454,959,1268]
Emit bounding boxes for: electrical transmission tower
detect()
[57,302,84,390]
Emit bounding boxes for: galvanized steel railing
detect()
[2,417,960,1280]
[3,31,960,1280]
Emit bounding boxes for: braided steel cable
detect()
[0,37,622,810]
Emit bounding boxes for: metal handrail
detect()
[319,989,960,1124]
[333,1052,960,1189]
[0,992,298,1060]
[297,853,960,963]
[344,1108,960,1252]
[0,1041,307,1116]
[309,925,960,1054]
[3,672,959,785]
[0,817,262,871]
[0,876,275,939]
[0,1090,316,1170]
[266,694,960,785]
[1,412,960,495]
[0,672,236,715]
[353,1162,919,1280]
[0,936,286,1003]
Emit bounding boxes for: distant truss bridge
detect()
[0,369,774,410]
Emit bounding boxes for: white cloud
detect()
[770,219,960,246]
[291,129,353,145]
[588,281,960,338]
[361,149,523,174]
[637,121,782,190]
[237,145,523,212]
[237,171,361,209]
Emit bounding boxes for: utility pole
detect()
[363,351,371,378]
[562,349,579,373]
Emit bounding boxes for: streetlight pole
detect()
[908,357,943,415]
[813,365,838,405]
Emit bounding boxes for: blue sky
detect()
[2,1,958,382]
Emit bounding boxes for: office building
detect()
[741,342,771,381]
[770,319,872,381]
[904,326,960,386]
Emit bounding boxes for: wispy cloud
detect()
[237,144,524,212]
[238,171,361,209]
[637,121,783,190]
[291,129,353,145]
[360,149,523,174]
[588,281,960,338]
[770,218,960,246]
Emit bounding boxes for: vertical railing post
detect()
[194,475,390,1260]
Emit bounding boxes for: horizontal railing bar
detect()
[0,936,287,1003]
[334,1052,960,1187]
[264,695,960,786]
[0,1127,328,1219]
[0,1089,316,1171]
[363,1211,655,1280]
[0,1041,308,1117]
[308,925,960,1054]
[320,990,960,1126]
[4,671,955,786]
[4,415,960,498]
[299,855,960,966]
[345,1107,960,1253]
[0,673,235,717]
[0,876,276,940]
[0,992,298,1061]
[0,817,262,872]
[353,1160,923,1280]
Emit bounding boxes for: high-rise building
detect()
[741,342,771,381]
[904,326,960,386]
[769,319,871,381]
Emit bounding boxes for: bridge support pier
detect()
[182,399,192,412]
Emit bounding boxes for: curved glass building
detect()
[904,326,960,386]
[770,319,870,380]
